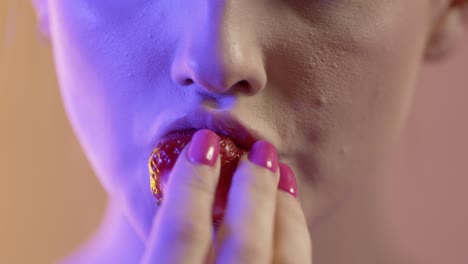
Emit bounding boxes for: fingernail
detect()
[187,129,220,166]
[278,163,298,198]
[248,140,279,173]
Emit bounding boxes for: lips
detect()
[153,111,263,152]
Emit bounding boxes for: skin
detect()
[33,0,468,263]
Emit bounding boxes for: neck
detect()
[60,199,145,264]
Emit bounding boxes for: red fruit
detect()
[148,129,247,227]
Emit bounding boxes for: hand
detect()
[141,129,312,264]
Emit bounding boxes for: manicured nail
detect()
[187,129,220,166]
[278,163,298,198]
[248,140,279,173]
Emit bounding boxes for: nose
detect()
[170,4,267,96]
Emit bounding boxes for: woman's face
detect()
[45,0,445,237]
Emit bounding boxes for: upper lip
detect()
[154,110,264,151]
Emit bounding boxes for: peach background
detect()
[1,2,467,264]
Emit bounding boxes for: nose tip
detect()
[171,39,267,96]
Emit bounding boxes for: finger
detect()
[215,141,280,264]
[273,163,312,264]
[142,129,221,264]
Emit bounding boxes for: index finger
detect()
[141,129,221,264]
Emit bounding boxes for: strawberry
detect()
[148,129,247,227]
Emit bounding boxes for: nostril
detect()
[181,78,194,86]
[237,80,248,87]
[233,80,251,93]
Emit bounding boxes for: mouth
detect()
[148,110,268,226]
[153,110,264,151]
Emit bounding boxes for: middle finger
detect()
[214,141,280,264]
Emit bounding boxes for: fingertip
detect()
[187,129,220,167]
[248,140,279,173]
[278,162,298,199]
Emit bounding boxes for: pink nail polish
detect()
[187,129,220,166]
[248,140,279,173]
[278,163,298,198]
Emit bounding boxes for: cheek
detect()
[340,8,430,143]
[48,3,160,189]
[48,2,194,202]
[278,3,431,220]
[313,2,430,143]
